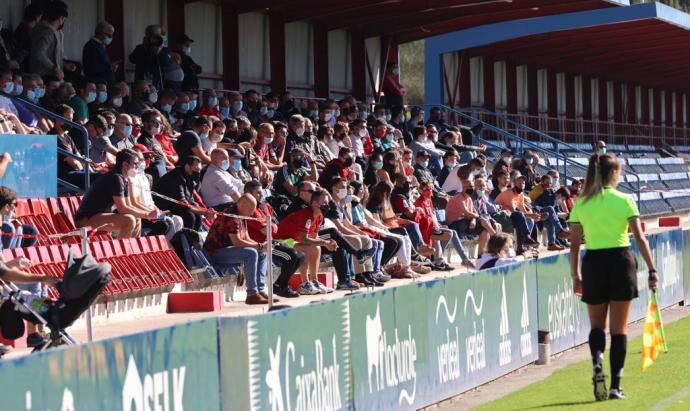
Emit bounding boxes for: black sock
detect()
[589,328,606,369]
[610,334,627,390]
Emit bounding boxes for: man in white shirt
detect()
[199,148,244,210]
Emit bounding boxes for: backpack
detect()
[170,228,221,284]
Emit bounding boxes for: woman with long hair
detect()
[569,153,657,401]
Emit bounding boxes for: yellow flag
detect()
[641,292,668,372]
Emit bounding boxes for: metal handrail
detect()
[1,92,91,192]
[423,104,641,208]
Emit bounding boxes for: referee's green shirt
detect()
[568,187,639,250]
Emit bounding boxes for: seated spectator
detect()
[437,149,459,187]
[529,170,560,202]
[110,114,136,150]
[125,150,173,238]
[155,115,179,170]
[473,176,511,233]
[285,114,314,154]
[556,186,573,213]
[155,88,177,121]
[389,174,433,255]
[86,115,118,166]
[198,89,220,118]
[408,126,444,173]
[244,181,302,298]
[477,233,535,270]
[413,181,475,270]
[494,175,541,253]
[319,147,355,192]
[0,108,29,135]
[53,104,87,187]
[204,194,269,305]
[69,79,96,123]
[174,115,212,164]
[126,81,155,117]
[513,149,540,190]
[491,149,514,187]
[532,174,570,249]
[490,170,511,201]
[201,120,226,155]
[199,148,243,210]
[442,157,485,194]
[137,109,169,182]
[75,149,159,238]
[445,179,494,255]
[414,150,448,208]
[272,149,317,199]
[327,178,380,288]
[276,189,337,295]
[153,155,214,231]
[254,122,283,171]
[363,152,388,188]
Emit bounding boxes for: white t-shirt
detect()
[442,165,464,193]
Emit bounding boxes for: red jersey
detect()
[276,207,323,241]
[197,106,221,118]
[247,203,278,243]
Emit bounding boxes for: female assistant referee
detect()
[569,153,658,401]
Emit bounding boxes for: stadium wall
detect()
[2,228,688,410]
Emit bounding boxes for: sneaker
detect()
[412,254,432,265]
[336,281,360,291]
[608,388,626,400]
[312,280,334,294]
[274,285,300,298]
[431,262,454,271]
[355,274,375,286]
[27,332,48,348]
[593,367,608,401]
[299,281,321,295]
[364,272,384,287]
[372,271,391,283]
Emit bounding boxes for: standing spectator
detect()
[13,4,43,70]
[177,34,201,92]
[129,25,171,90]
[75,149,158,238]
[29,1,68,79]
[204,194,269,305]
[153,155,214,231]
[82,21,118,86]
[382,62,406,111]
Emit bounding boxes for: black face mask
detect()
[514,187,524,194]
[190,171,201,182]
[402,182,411,192]
[343,158,353,167]
[293,159,306,169]
[319,205,330,214]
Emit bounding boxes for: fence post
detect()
[80,227,93,342]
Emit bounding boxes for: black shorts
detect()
[581,247,638,305]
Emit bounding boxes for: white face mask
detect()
[507,248,516,258]
[296,127,305,137]
[264,137,273,145]
[112,97,123,107]
[126,167,137,178]
[358,128,367,138]
[336,188,348,200]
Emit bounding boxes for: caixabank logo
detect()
[247,301,351,411]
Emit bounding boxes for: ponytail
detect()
[580,153,621,203]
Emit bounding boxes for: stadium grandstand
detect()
[0,0,689,410]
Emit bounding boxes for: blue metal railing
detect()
[421,105,642,209]
[0,92,91,192]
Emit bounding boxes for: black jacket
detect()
[152,167,196,211]
[82,38,116,85]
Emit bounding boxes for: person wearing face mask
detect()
[477,233,535,270]
[272,149,318,199]
[126,149,175,239]
[285,114,314,154]
[408,126,444,175]
[319,148,356,192]
[153,155,216,231]
[595,140,607,155]
[125,81,155,117]
[413,151,447,207]
[82,21,117,86]
[253,123,282,171]
[437,150,459,187]
[110,113,136,150]
[129,25,172,91]
[85,115,119,167]
[29,1,69,79]
[349,119,371,167]
[68,79,97,123]
[51,104,87,187]
[363,153,387,188]
[176,35,201,92]
[75,149,160,238]
[199,148,244,210]
[137,110,169,182]
[217,97,231,121]
[197,89,221,118]
[383,62,406,111]
[443,157,486,195]
[445,179,495,256]
[174,115,213,165]
[154,88,177,121]
[201,120,226,154]
[244,89,262,125]
[529,170,561,203]
[494,175,543,254]
[532,174,571,250]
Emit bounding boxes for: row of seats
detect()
[639,191,690,215]
[486,140,662,158]
[6,196,194,299]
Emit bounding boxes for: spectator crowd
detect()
[0,1,583,309]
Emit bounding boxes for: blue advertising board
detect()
[0,134,57,198]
